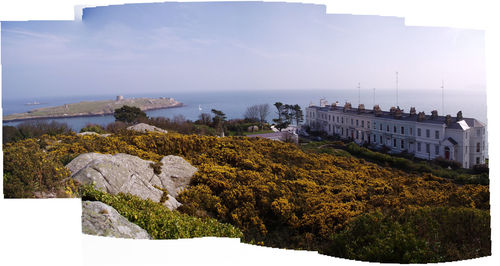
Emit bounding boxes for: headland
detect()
[3,96,183,122]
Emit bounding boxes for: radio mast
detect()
[373,88,376,106]
[441,80,445,114]
[396,71,399,107]
[357,82,361,105]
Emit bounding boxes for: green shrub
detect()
[80,124,106,134]
[79,185,243,239]
[328,207,490,263]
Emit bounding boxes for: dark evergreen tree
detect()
[114,105,147,123]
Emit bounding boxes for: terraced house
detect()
[306,101,487,168]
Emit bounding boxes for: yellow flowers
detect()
[3,132,489,256]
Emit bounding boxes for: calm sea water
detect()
[2,89,487,133]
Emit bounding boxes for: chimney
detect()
[445,115,452,126]
[331,102,337,110]
[343,102,352,112]
[373,105,382,117]
[409,107,416,116]
[456,111,463,121]
[431,110,438,119]
[389,107,397,115]
[394,107,402,119]
[358,104,365,113]
[417,112,426,122]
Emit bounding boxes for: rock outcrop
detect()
[158,155,198,198]
[77,132,111,137]
[67,153,197,210]
[126,123,167,134]
[82,200,150,239]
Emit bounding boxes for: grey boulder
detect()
[82,200,150,239]
[126,123,167,134]
[66,153,197,210]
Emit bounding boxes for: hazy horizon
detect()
[1,2,487,100]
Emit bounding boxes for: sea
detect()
[2,88,488,141]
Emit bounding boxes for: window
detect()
[477,129,481,137]
[356,120,359,126]
[380,124,382,130]
[356,131,359,139]
[332,116,335,122]
[393,138,397,147]
[329,124,331,131]
[401,126,405,135]
[435,145,439,155]
[373,122,376,129]
[387,125,390,132]
[351,119,353,125]
[410,128,413,135]
[361,132,364,141]
[367,121,370,128]
[362,120,364,127]
[373,134,376,142]
[417,142,421,152]
[435,130,439,139]
[417,128,421,136]
[401,140,405,149]
[337,117,339,123]
[477,142,480,152]
[476,157,480,164]
[341,128,344,135]
[466,146,468,153]
[426,129,430,138]
[341,117,344,124]
[394,126,397,133]
[426,143,430,153]
[380,135,383,144]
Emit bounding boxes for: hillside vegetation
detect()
[3,131,490,262]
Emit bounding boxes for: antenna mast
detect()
[357,82,361,106]
[441,80,444,114]
[396,71,399,107]
[373,88,376,106]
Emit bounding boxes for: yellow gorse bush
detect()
[3,131,489,257]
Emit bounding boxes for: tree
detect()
[114,105,147,123]
[274,102,284,121]
[292,104,304,126]
[244,105,260,122]
[197,113,212,125]
[273,102,290,131]
[257,104,270,126]
[211,109,227,136]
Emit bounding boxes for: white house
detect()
[306,102,487,168]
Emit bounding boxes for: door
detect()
[445,147,450,160]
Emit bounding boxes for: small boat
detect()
[198,104,202,111]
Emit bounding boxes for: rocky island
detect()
[2,96,183,122]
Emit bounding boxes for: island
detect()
[3,96,183,122]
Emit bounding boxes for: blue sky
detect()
[1,1,486,99]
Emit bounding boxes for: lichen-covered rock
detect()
[77,132,112,137]
[66,153,196,210]
[158,155,198,198]
[126,123,167,134]
[82,201,150,239]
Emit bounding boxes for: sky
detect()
[0,1,487,99]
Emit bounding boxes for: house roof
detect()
[447,137,458,145]
[308,105,485,130]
